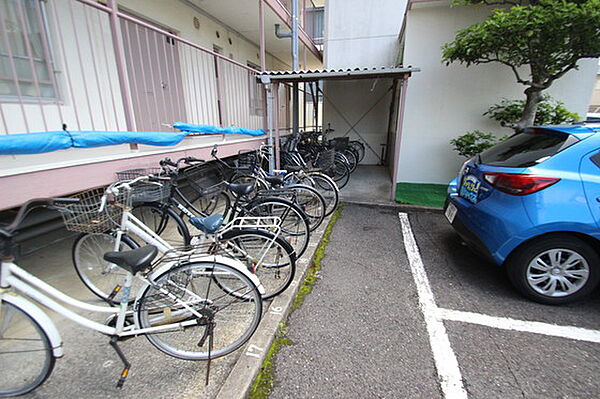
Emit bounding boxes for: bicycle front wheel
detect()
[136,261,262,360]
[72,232,142,302]
[132,202,191,247]
[0,301,55,397]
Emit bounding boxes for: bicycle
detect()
[215,147,328,231]
[0,197,264,396]
[72,174,297,301]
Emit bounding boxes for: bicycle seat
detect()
[229,182,254,197]
[265,175,285,187]
[189,214,224,234]
[103,245,158,275]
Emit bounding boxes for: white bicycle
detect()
[70,175,296,301]
[0,197,264,397]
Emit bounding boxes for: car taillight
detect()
[483,173,560,196]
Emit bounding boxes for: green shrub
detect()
[484,97,580,128]
[450,130,498,158]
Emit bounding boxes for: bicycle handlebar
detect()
[0,197,80,237]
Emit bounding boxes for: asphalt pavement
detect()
[268,204,600,399]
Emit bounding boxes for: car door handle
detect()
[596,197,600,202]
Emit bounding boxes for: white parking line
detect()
[399,213,468,399]
[438,308,600,344]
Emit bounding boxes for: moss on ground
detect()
[248,205,343,399]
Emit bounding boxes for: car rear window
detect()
[479,129,579,167]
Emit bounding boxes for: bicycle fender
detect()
[1,292,64,357]
[147,255,266,295]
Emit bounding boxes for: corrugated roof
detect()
[257,66,420,82]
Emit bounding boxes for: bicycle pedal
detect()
[106,285,122,304]
[116,367,130,389]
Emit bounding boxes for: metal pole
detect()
[261,77,276,172]
[274,82,281,169]
[259,0,266,71]
[292,0,300,138]
[107,0,137,146]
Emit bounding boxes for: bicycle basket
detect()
[328,137,349,151]
[314,149,335,171]
[116,167,171,203]
[183,163,225,197]
[60,187,128,233]
[236,151,258,168]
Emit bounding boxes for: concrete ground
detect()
[339,165,393,204]
[14,236,233,399]
[269,204,600,399]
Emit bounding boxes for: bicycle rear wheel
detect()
[243,197,310,258]
[284,185,326,232]
[0,301,55,397]
[307,173,339,216]
[214,229,296,299]
[136,261,262,360]
[331,159,350,189]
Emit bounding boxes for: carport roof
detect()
[257,66,420,83]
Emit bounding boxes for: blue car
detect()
[445,124,600,305]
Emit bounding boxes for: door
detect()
[120,17,186,131]
[580,148,600,227]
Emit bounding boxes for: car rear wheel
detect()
[506,235,600,305]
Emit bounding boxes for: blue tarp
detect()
[173,122,266,136]
[0,131,188,155]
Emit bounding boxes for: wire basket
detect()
[60,187,128,233]
[329,137,349,151]
[183,163,226,197]
[116,167,171,203]
[314,149,335,171]
[234,151,259,174]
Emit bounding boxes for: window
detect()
[247,61,263,116]
[480,129,579,167]
[0,0,59,101]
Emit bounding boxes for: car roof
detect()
[529,124,600,140]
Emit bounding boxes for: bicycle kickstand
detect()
[109,336,131,389]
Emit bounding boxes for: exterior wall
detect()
[398,3,598,184]
[590,71,600,113]
[323,79,393,165]
[120,0,288,70]
[1,0,280,173]
[323,0,407,69]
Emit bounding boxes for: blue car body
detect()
[445,125,600,266]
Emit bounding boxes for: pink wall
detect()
[0,138,264,210]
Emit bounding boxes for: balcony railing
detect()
[0,0,294,136]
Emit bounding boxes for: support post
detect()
[259,0,266,71]
[274,82,281,169]
[107,0,137,148]
[292,0,300,138]
[261,76,276,172]
[391,76,409,201]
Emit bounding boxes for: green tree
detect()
[442,0,600,132]
[485,96,580,127]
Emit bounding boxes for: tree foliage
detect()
[450,130,499,157]
[442,0,600,130]
[484,96,580,127]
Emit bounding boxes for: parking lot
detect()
[271,204,600,398]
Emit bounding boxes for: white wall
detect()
[323,79,394,165]
[324,0,407,69]
[398,2,598,184]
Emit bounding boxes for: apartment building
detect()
[0,0,324,210]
